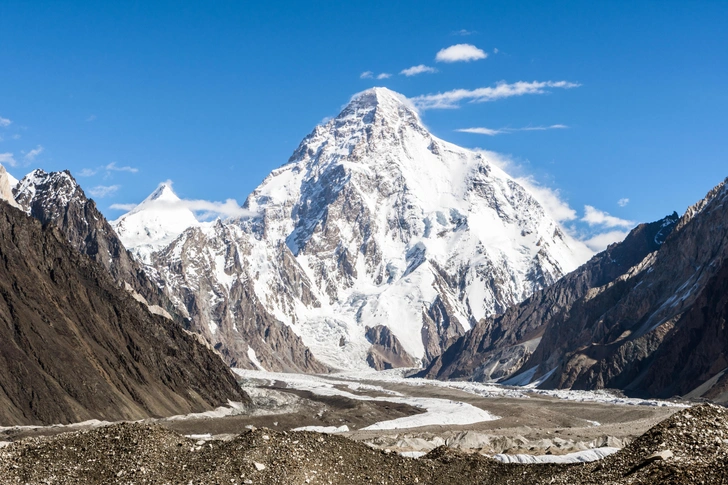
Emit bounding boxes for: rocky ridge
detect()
[427,177,728,403]
[13,169,180,320]
[0,201,248,425]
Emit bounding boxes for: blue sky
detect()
[0,1,726,249]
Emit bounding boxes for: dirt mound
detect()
[0,404,725,484]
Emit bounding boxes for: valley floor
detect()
[1,370,717,484]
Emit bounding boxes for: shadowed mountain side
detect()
[419,213,679,382]
[0,201,248,426]
[13,170,183,322]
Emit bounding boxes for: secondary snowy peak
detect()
[135,87,593,372]
[112,182,199,263]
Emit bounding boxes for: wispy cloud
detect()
[0,116,11,128]
[89,185,120,198]
[109,203,136,211]
[493,48,499,54]
[400,64,438,77]
[376,73,391,79]
[24,145,44,162]
[79,162,138,178]
[582,205,635,228]
[452,29,476,36]
[475,149,578,224]
[360,71,374,79]
[78,168,98,177]
[105,162,138,173]
[412,80,581,110]
[582,230,630,252]
[617,198,630,207]
[435,44,487,63]
[86,114,96,122]
[0,153,17,167]
[458,125,568,136]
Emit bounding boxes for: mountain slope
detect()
[128,87,592,371]
[427,177,728,403]
[13,169,180,320]
[0,201,248,426]
[421,212,679,381]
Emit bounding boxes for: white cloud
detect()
[89,185,120,198]
[459,127,504,136]
[178,198,257,220]
[360,71,374,79]
[376,73,391,79]
[105,162,138,173]
[109,203,136,211]
[458,124,568,136]
[582,205,635,228]
[412,81,581,110]
[80,162,138,178]
[78,168,98,177]
[582,230,630,252]
[519,178,578,223]
[436,44,488,63]
[0,116,11,128]
[452,29,475,36]
[0,153,17,167]
[24,145,44,162]
[493,48,499,54]
[400,64,438,77]
[617,198,630,207]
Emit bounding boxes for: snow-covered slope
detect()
[112,182,199,263]
[125,88,592,371]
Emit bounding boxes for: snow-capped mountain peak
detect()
[125,88,593,371]
[112,182,199,263]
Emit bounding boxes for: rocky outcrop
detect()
[365,325,417,370]
[422,212,679,381]
[0,201,248,426]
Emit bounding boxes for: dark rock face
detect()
[13,170,179,319]
[428,178,728,403]
[365,325,417,370]
[0,202,248,426]
[422,212,680,381]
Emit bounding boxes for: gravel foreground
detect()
[1,404,726,485]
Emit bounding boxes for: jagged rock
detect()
[0,201,248,426]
